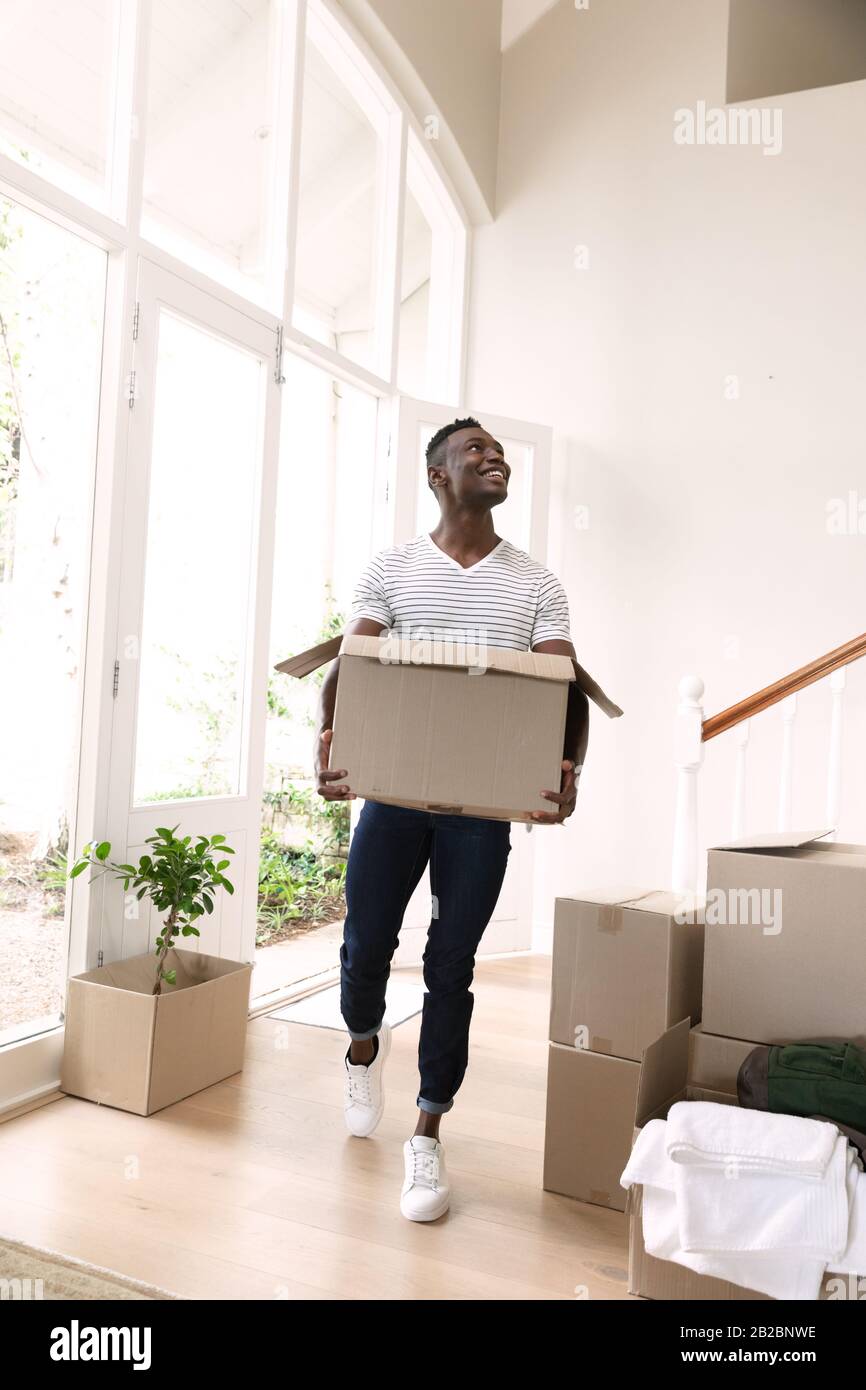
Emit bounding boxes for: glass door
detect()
[105,259,280,972]
[387,396,554,962]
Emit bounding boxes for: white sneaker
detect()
[400,1135,450,1221]
[343,1023,391,1137]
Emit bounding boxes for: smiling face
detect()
[427,425,510,509]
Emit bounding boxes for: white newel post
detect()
[672,675,705,896]
[825,668,846,838]
[777,694,797,832]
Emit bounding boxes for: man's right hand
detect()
[315,729,356,801]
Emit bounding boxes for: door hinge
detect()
[132,300,140,340]
[112,659,120,697]
[274,324,286,385]
[97,950,104,968]
[127,369,136,408]
[384,480,389,502]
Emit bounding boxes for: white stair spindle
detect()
[777,694,797,832]
[731,718,750,840]
[672,675,705,897]
[825,668,847,839]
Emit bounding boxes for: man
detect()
[314,417,589,1222]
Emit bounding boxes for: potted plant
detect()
[69,826,236,995]
[61,826,253,1116]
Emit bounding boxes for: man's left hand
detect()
[530,759,579,824]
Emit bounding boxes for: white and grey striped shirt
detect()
[348,533,572,652]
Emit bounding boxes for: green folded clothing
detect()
[738,1039,866,1156]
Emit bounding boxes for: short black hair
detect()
[425,416,482,471]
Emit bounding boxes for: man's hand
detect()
[529,759,579,824]
[315,729,356,801]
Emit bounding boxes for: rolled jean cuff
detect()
[347,1025,381,1041]
[417,1095,454,1115]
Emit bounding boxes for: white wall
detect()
[466,0,866,917]
[501,0,559,51]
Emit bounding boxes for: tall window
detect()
[0,196,106,1044]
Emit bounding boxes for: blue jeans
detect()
[340,800,512,1115]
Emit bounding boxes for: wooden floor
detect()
[0,954,632,1301]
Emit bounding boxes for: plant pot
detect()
[61,947,253,1116]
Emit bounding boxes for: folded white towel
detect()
[666,1101,854,1257]
[620,1116,866,1300]
[673,1130,856,1257]
[641,1183,828,1300]
[666,1100,839,1178]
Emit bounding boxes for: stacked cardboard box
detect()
[543,891,705,1211]
[627,831,866,1300]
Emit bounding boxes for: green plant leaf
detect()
[95,841,111,861]
[69,861,89,878]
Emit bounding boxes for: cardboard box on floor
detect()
[627,1018,865,1300]
[550,891,704,1061]
[61,949,253,1116]
[276,632,621,824]
[543,1018,726,1213]
[701,830,866,1045]
[543,1042,641,1211]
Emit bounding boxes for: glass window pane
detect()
[256,352,379,996]
[292,37,380,371]
[397,187,432,398]
[398,137,462,404]
[0,195,106,1044]
[133,312,263,804]
[142,0,281,301]
[0,0,119,206]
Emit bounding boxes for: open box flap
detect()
[275,632,624,716]
[709,829,835,853]
[635,1017,691,1127]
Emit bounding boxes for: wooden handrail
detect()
[702,631,866,742]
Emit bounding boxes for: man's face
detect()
[428,426,510,506]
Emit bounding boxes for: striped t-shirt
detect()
[348,533,571,652]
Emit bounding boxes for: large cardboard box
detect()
[543,1042,642,1211]
[701,830,866,1045]
[275,630,622,823]
[61,948,253,1116]
[627,1018,865,1301]
[550,891,704,1061]
[327,634,574,822]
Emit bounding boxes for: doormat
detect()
[267,979,424,1031]
[0,1234,186,1300]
